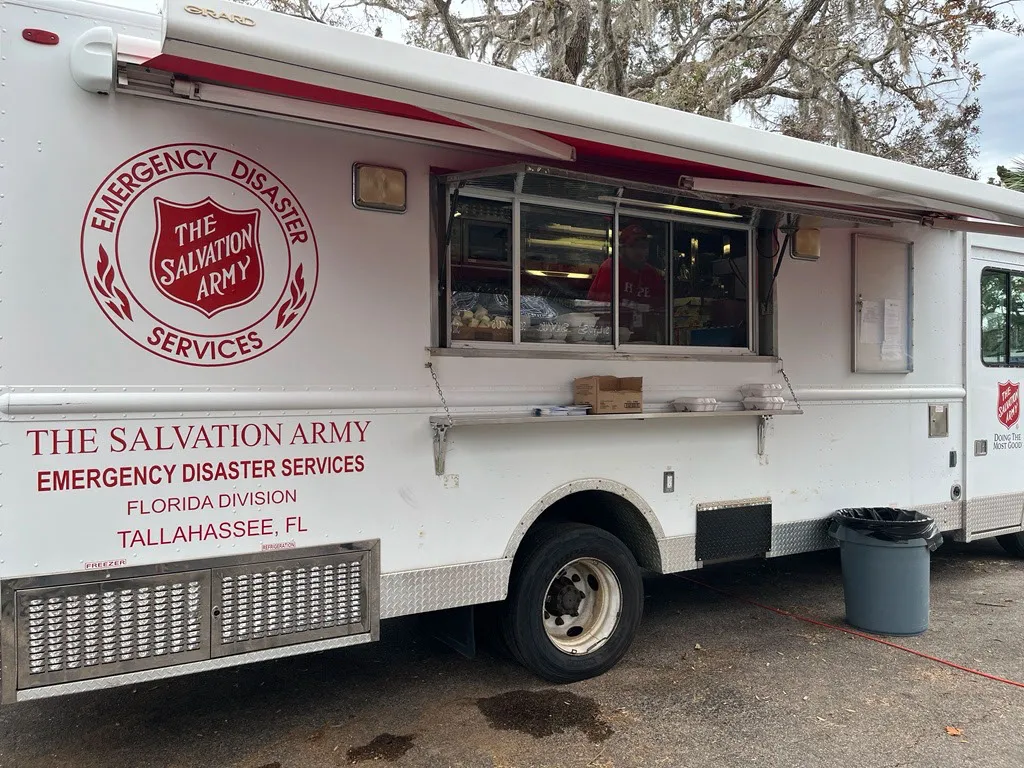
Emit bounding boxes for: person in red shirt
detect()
[587,223,666,343]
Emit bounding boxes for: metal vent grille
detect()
[212,552,369,656]
[6,543,378,697]
[15,574,210,688]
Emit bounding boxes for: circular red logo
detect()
[81,143,318,366]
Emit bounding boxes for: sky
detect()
[969,26,1024,180]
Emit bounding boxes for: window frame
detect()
[440,179,758,357]
[981,265,1024,368]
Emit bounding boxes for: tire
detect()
[996,532,1024,558]
[499,522,643,684]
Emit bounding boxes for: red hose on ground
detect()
[673,573,1024,690]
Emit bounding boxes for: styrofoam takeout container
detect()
[672,397,719,412]
[740,383,785,399]
[742,396,786,411]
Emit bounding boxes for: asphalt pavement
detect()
[1,536,1022,768]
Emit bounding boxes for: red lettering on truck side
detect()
[37,464,176,491]
[145,327,264,362]
[117,518,277,548]
[280,455,365,476]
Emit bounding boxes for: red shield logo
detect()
[998,381,1020,429]
[150,197,264,318]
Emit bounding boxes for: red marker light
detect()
[23,29,60,45]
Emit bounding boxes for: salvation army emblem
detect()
[997,381,1020,429]
[151,198,264,318]
[81,144,318,366]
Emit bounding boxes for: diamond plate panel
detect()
[658,536,698,573]
[967,492,1024,537]
[917,500,963,533]
[768,518,837,558]
[696,496,773,512]
[768,500,968,557]
[380,560,511,619]
[15,573,210,689]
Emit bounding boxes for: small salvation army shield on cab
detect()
[150,197,265,318]
[997,381,1020,430]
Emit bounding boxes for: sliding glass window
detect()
[441,167,755,353]
[671,222,750,349]
[520,205,614,344]
[448,197,514,343]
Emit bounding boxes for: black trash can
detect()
[827,508,943,636]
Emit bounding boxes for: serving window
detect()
[440,166,756,354]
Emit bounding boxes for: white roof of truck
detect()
[91,0,1024,229]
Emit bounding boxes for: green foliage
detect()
[994,159,1024,191]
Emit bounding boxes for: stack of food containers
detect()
[740,383,786,410]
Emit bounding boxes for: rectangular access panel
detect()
[695,497,773,562]
[4,542,379,696]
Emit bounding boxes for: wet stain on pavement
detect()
[346,733,416,763]
[255,763,281,768]
[477,689,613,743]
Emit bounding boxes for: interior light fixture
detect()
[546,223,609,237]
[598,195,743,219]
[526,236,609,252]
[525,269,592,279]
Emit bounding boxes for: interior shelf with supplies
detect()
[428,406,803,475]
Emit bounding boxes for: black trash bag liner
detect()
[828,507,944,551]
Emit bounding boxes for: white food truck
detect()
[2,0,1024,705]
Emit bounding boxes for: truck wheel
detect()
[995,532,1024,558]
[500,522,643,683]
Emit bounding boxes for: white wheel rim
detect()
[542,557,622,655]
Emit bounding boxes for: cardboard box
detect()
[573,376,643,414]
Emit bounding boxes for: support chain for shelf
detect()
[426,362,453,476]
[426,362,454,427]
[777,356,802,412]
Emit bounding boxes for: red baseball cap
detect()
[619,223,651,245]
